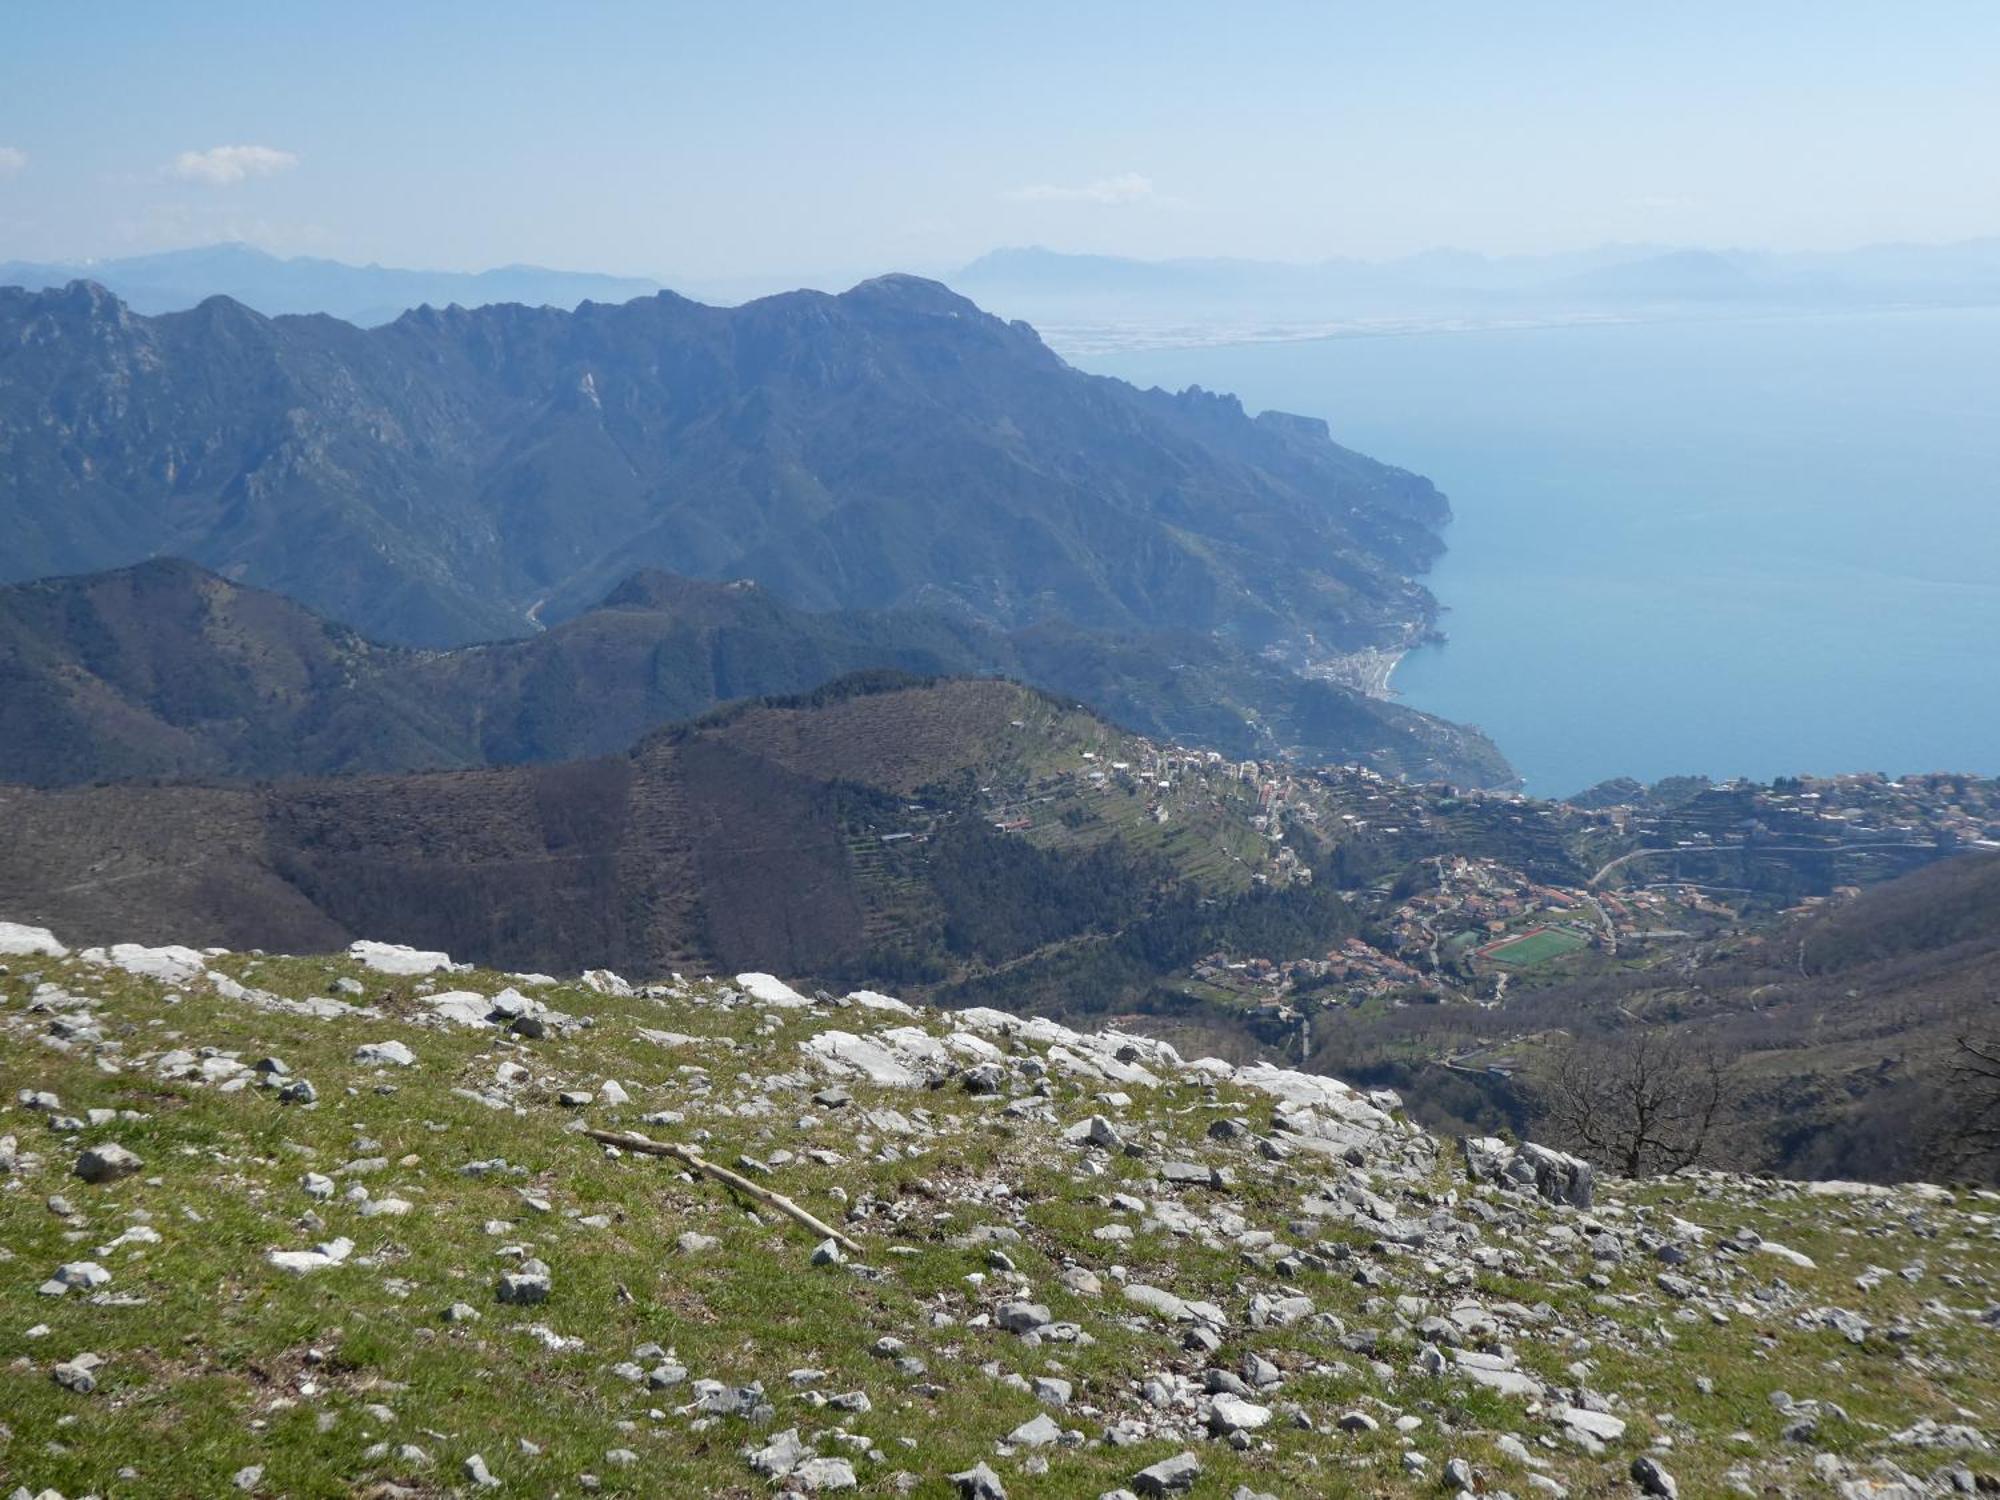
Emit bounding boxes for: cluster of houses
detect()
[1190,935,1426,1003]
[1603,771,2000,853]
[973,731,1998,1019]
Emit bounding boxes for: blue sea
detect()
[1084,309,2000,797]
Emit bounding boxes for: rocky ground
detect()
[2,920,1996,1499]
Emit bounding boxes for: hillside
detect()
[0,560,1512,787]
[1617,852,2000,1184]
[0,559,460,785]
[0,676,1365,1000]
[1,922,1995,1498]
[1326,852,2000,1186]
[0,276,1450,665]
[5,664,1989,1093]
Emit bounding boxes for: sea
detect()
[1082,308,2000,798]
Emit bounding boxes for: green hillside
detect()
[1,933,1992,1498]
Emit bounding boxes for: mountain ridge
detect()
[0,558,1513,786]
[0,275,1453,673]
[0,241,661,326]
[0,676,1297,985]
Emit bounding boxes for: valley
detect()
[0,266,1991,1206]
[0,558,1512,788]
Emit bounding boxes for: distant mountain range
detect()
[0,273,1453,685]
[12,237,1996,337]
[955,239,2000,327]
[0,243,659,326]
[0,559,1511,787]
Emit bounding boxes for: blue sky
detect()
[3,1,1997,286]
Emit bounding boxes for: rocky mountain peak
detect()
[839,271,991,316]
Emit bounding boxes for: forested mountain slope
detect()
[0,560,1513,786]
[0,676,1343,990]
[0,275,1450,660]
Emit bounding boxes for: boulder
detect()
[498,1258,553,1304]
[1632,1455,1680,1498]
[1133,1452,1202,1496]
[950,1462,1009,1499]
[1006,1412,1062,1448]
[349,939,454,975]
[1461,1136,1594,1208]
[0,920,67,957]
[1209,1393,1272,1433]
[801,1028,946,1088]
[73,1143,144,1184]
[88,942,209,986]
[736,972,810,1007]
[1122,1283,1190,1321]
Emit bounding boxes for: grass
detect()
[2,945,1996,1497]
[1481,927,1590,967]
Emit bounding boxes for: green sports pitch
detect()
[1483,927,1590,966]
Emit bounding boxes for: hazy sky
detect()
[4,1,1997,286]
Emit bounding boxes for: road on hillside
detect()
[1588,841,1942,888]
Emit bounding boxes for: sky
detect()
[3,1,1998,289]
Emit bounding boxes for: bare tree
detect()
[1530,1029,1734,1178]
[1935,1033,2000,1178]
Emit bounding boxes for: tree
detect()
[1530,1029,1734,1178]
[1936,1032,2000,1179]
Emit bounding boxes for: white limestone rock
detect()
[736,972,810,1007]
[846,989,919,1016]
[84,943,209,986]
[349,940,455,976]
[0,920,67,958]
[267,1237,355,1274]
[426,991,495,1027]
[801,1027,951,1088]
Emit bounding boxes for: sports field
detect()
[1483,926,1590,966]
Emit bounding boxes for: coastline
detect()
[1035,300,2000,361]
[1304,644,1408,701]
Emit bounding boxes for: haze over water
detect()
[1086,308,2000,798]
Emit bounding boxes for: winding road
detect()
[1588,841,1943,888]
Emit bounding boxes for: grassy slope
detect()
[2,942,1995,1498]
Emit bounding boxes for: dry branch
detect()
[584,1128,864,1255]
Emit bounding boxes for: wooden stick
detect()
[584,1128,865,1255]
